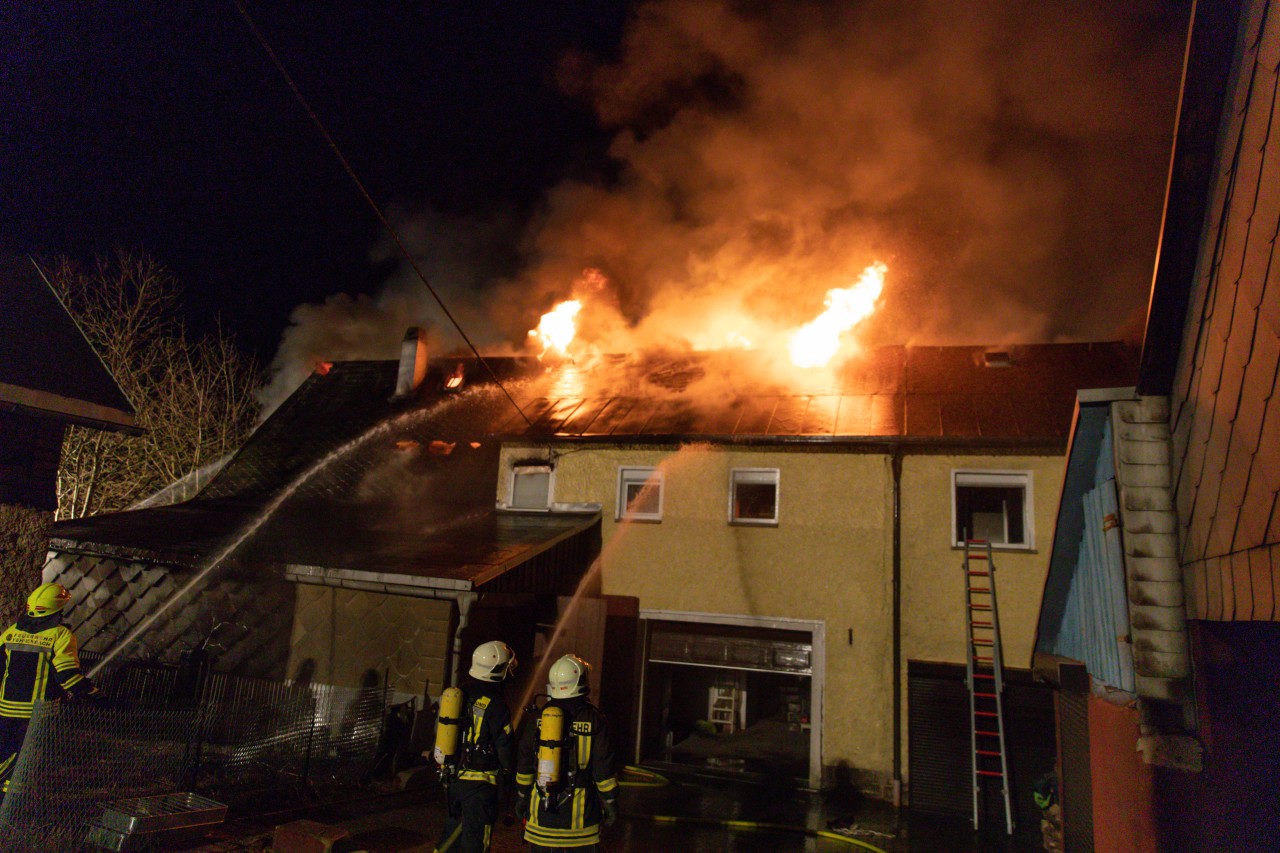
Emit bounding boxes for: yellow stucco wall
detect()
[498,443,1065,788]
[500,442,896,780]
[898,452,1064,781]
[288,585,453,698]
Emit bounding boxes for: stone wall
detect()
[0,503,52,625]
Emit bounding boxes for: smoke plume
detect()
[263,0,1185,406]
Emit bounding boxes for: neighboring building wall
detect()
[0,504,52,624]
[1088,695,1159,853]
[0,409,65,622]
[503,443,895,783]
[44,550,295,679]
[288,584,453,700]
[1169,0,1280,623]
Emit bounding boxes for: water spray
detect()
[88,391,477,678]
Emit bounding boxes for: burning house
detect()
[46,322,1135,815]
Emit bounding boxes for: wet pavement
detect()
[185,768,1045,852]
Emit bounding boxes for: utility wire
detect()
[231,0,532,427]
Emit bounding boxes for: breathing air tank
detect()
[537,705,564,790]
[433,686,464,765]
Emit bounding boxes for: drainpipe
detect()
[450,592,478,688]
[891,444,904,807]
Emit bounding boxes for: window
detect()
[509,464,552,509]
[730,468,779,525]
[617,467,664,522]
[952,470,1033,549]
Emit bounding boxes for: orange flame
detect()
[529,299,582,356]
[787,262,887,368]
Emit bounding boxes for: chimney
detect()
[395,327,429,397]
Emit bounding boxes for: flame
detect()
[787,262,887,368]
[529,300,582,355]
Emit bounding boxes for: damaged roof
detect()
[51,341,1134,577]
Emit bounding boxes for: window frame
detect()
[508,463,554,511]
[615,466,665,522]
[950,469,1034,550]
[729,467,780,526]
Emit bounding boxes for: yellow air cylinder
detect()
[433,687,464,764]
[537,705,564,790]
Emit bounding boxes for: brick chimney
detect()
[395,327,428,397]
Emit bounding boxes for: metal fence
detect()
[0,665,388,852]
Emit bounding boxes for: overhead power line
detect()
[231,0,532,427]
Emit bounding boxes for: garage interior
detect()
[637,617,816,786]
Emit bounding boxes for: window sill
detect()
[951,543,1037,554]
[730,519,779,528]
[616,515,663,524]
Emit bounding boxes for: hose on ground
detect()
[617,766,890,851]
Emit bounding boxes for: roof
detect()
[49,496,598,591]
[51,341,1134,582]
[1137,0,1246,395]
[0,255,137,431]
[494,342,1137,444]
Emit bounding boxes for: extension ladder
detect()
[963,539,1014,834]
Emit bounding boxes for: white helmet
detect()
[547,654,591,699]
[470,641,517,682]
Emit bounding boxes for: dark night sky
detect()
[2,2,628,359]
[3,1,1191,386]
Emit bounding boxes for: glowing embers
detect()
[787,262,887,368]
[529,299,582,356]
[444,362,466,390]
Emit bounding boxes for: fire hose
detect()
[616,766,891,853]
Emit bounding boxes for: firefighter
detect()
[514,654,618,852]
[0,582,105,803]
[431,640,517,853]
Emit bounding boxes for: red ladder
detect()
[964,539,1013,835]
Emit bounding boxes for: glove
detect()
[81,689,112,710]
[514,792,530,822]
[601,796,618,828]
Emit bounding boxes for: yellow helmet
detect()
[27,582,71,617]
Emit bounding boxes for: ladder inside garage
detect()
[963,538,1014,835]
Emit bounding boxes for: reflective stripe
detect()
[523,823,601,847]
[515,772,534,786]
[457,770,498,784]
[596,776,618,793]
[4,643,50,656]
[572,786,586,828]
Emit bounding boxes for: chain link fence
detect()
[0,665,389,852]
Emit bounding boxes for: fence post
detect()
[300,687,319,795]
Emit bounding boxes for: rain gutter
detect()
[891,443,903,807]
[498,433,1067,451]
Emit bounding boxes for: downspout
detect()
[450,592,478,688]
[891,444,904,807]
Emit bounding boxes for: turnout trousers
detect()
[0,715,30,801]
[435,778,498,853]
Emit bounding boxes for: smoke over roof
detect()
[261,0,1185,414]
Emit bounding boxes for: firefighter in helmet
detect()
[514,653,618,852]
[0,583,105,802]
[430,640,517,853]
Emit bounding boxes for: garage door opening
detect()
[636,612,823,789]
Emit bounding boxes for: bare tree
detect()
[45,251,260,518]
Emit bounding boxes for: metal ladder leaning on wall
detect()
[963,538,1014,835]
